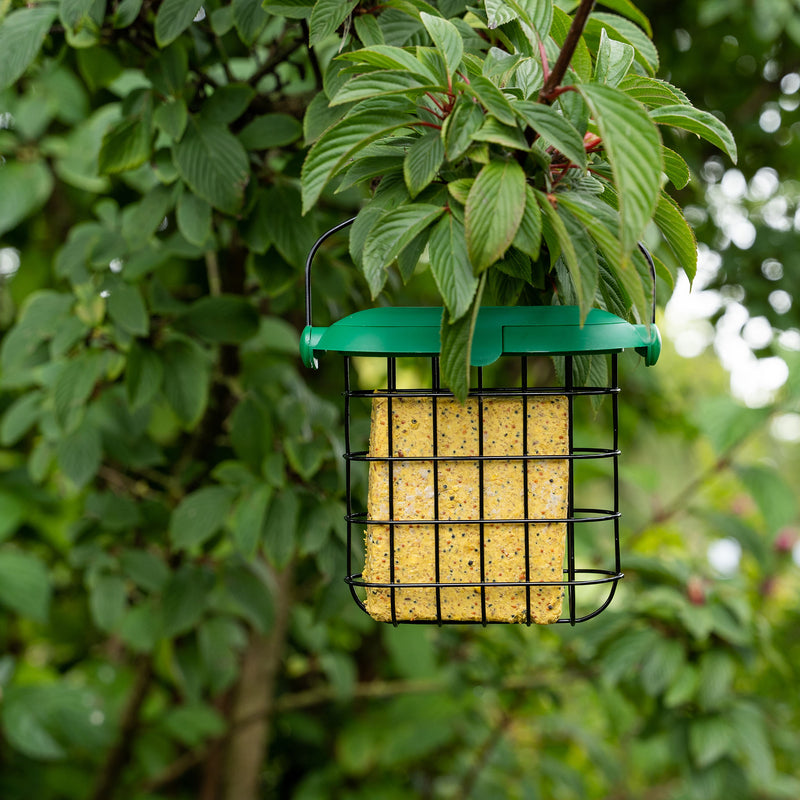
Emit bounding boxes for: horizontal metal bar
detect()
[347,448,620,463]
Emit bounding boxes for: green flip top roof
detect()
[301,305,660,368]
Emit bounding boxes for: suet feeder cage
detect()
[300,219,661,626]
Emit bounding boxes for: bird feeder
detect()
[300,219,661,626]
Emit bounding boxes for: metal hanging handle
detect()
[305,216,356,329]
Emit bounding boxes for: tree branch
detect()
[539,0,595,103]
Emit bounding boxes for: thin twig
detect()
[539,0,595,103]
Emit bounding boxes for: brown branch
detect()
[539,0,595,103]
[90,656,153,800]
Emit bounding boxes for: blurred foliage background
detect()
[0,0,799,798]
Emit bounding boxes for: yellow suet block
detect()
[363,395,568,623]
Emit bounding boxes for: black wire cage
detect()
[300,220,661,626]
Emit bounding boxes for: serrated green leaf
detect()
[443,98,484,160]
[160,338,210,425]
[735,464,797,535]
[230,394,273,471]
[53,352,104,431]
[466,159,525,272]
[650,104,737,163]
[155,0,203,46]
[403,130,444,197]
[170,486,236,549]
[654,192,697,282]
[594,28,634,86]
[512,185,542,259]
[586,13,658,75]
[578,82,662,261]
[176,191,212,246]
[515,101,586,169]
[331,71,435,106]
[200,84,254,124]
[439,274,485,403]
[464,74,516,126]
[0,160,54,238]
[661,145,690,189]
[173,119,250,214]
[362,204,444,296]
[420,12,463,79]
[472,116,530,150]
[222,563,275,631]
[309,0,357,44]
[98,116,152,175]
[337,45,437,80]
[60,0,95,31]
[504,0,553,37]
[233,0,268,42]
[301,111,412,213]
[428,213,478,321]
[0,6,58,91]
[0,549,51,623]
[108,282,149,335]
[619,75,689,108]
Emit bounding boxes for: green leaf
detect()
[264,490,299,568]
[108,282,149,335]
[640,636,684,696]
[173,119,250,214]
[308,0,357,44]
[0,6,58,91]
[443,99,484,160]
[554,203,599,318]
[735,464,797,535]
[504,0,553,37]
[301,110,412,213]
[126,341,163,410]
[238,113,302,149]
[472,116,530,150]
[1,686,65,760]
[0,160,54,238]
[1,390,44,446]
[160,338,210,425]
[170,486,237,549]
[222,563,274,632]
[428,213,478,321]
[420,13,463,79]
[230,394,274,470]
[362,204,445,296]
[119,600,160,652]
[578,82,662,260]
[465,159,525,272]
[337,45,437,80]
[654,192,697,283]
[513,185,542,259]
[0,549,50,623]
[232,486,272,557]
[439,274,485,403]
[60,0,95,31]
[689,716,735,768]
[403,130,444,197]
[177,296,259,343]
[515,101,587,169]
[331,72,434,106]
[619,75,689,108]
[162,563,214,636]
[650,104,738,163]
[586,13,658,75]
[176,191,212,246]
[594,28,634,87]
[89,574,127,632]
[56,422,102,489]
[233,0,268,43]
[120,549,169,592]
[155,0,203,46]
[200,84,254,124]
[661,145,690,189]
[98,117,152,174]
[464,74,516,126]
[53,351,104,430]
[163,703,226,747]
[696,650,735,711]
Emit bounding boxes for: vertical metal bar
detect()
[565,355,576,625]
[431,358,442,624]
[387,357,398,626]
[477,367,487,625]
[611,354,621,579]
[343,357,353,594]
[521,358,532,625]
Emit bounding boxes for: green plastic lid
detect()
[300,305,661,368]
